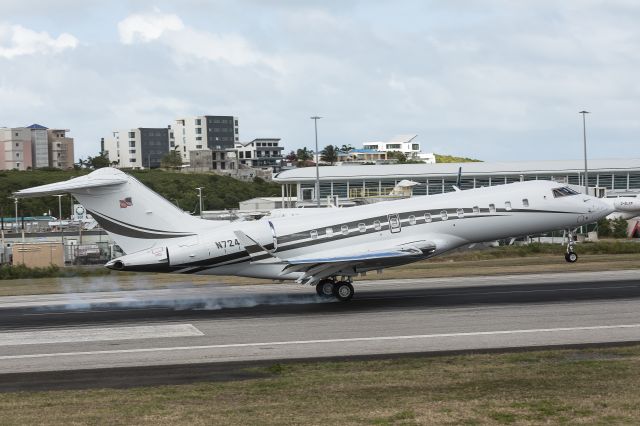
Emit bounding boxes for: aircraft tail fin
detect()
[14,168,204,254]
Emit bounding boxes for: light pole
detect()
[14,198,18,233]
[579,110,590,195]
[196,187,203,218]
[310,116,322,207]
[55,194,64,245]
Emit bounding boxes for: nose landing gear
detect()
[565,229,578,263]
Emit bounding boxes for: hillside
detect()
[435,154,482,163]
[0,169,280,219]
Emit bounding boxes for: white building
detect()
[172,115,239,164]
[363,134,422,159]
[104,128,170,169]
[236,138,284,171]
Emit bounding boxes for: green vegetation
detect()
[434,153,482,163]
[160,149,183,169]
[385,150,424,164]
[320,144,338,165]
[443,241,640,261]
[4,345,640,424]
[598,217,630,238]
[0,169,280,218]
[76,150,111,169]
[0,264,115,280]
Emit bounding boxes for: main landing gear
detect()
[565,229,578,263]
[315,279,355,301]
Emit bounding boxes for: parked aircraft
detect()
[602,195,640,220]
[14,168,613,301]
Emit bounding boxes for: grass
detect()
[4,345,640,424]
[0,264,117,280]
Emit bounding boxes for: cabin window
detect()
[341,225,349,235]
[505,201,512,211]
[424,213,432,223]
[522,198,529,207]
[440,210,448,221]
[310,230,318,240]
[489,204,496,213]
[358,223,366,233]
[456,208,464,218]
[552,187,580,198]
[473,206,480,214]
[325,227,333,237]
[373,220,382,231]
[408,215,416,225]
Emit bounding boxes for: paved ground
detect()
[1,269,640,390]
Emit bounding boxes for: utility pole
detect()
[55,194,64,245]
[310,116,322,207]
[579,110,590,195]
[196,187,204,218]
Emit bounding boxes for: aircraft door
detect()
[388,213,401,233]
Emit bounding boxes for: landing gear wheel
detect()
[565,252,578,263]
[316,280,335,297]
[333,281,354,301]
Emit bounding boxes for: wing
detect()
[234,230,434,285]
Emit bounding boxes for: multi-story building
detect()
[47,128,75,169]
[189,149,238,172]
[27,124,49,168]
[0,127,32,170]
[104,128,170,169]
[363,134,422,159]
[172,115,239,164]
[0,125,76,170]
[236,138,283,171]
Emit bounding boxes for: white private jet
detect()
[602,195,640,220]
[14,168,614,301]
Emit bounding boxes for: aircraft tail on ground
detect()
[14,168,206,253]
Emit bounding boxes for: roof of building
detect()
[26,124,48,130]
[240,197,298,202]
[273,158,640,182]
[388,134,418,143]
[364,134,418,145]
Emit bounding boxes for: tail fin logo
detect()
[119,197,133,208]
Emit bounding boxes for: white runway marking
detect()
[0,324,204,346]
[2,323,640,360]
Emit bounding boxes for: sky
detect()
[1,0,639,162]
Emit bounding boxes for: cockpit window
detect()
[552,187,580,198]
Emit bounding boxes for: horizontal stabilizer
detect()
[13,171,127,198]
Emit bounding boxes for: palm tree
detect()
[321,145,338,165]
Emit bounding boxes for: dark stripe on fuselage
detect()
[96,210,195,235]
[89,210,195,240]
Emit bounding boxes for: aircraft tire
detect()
[565,252,578,263]
[316,280,335,297]
[333,281,354,301]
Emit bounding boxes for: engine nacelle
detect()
[105,246,169,272]
[612,197,640,212]
[167,242,213,267]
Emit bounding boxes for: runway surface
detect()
[1,269,640,390]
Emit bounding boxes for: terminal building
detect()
[273,159,640,205]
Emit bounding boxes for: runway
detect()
[1,269,640,389]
